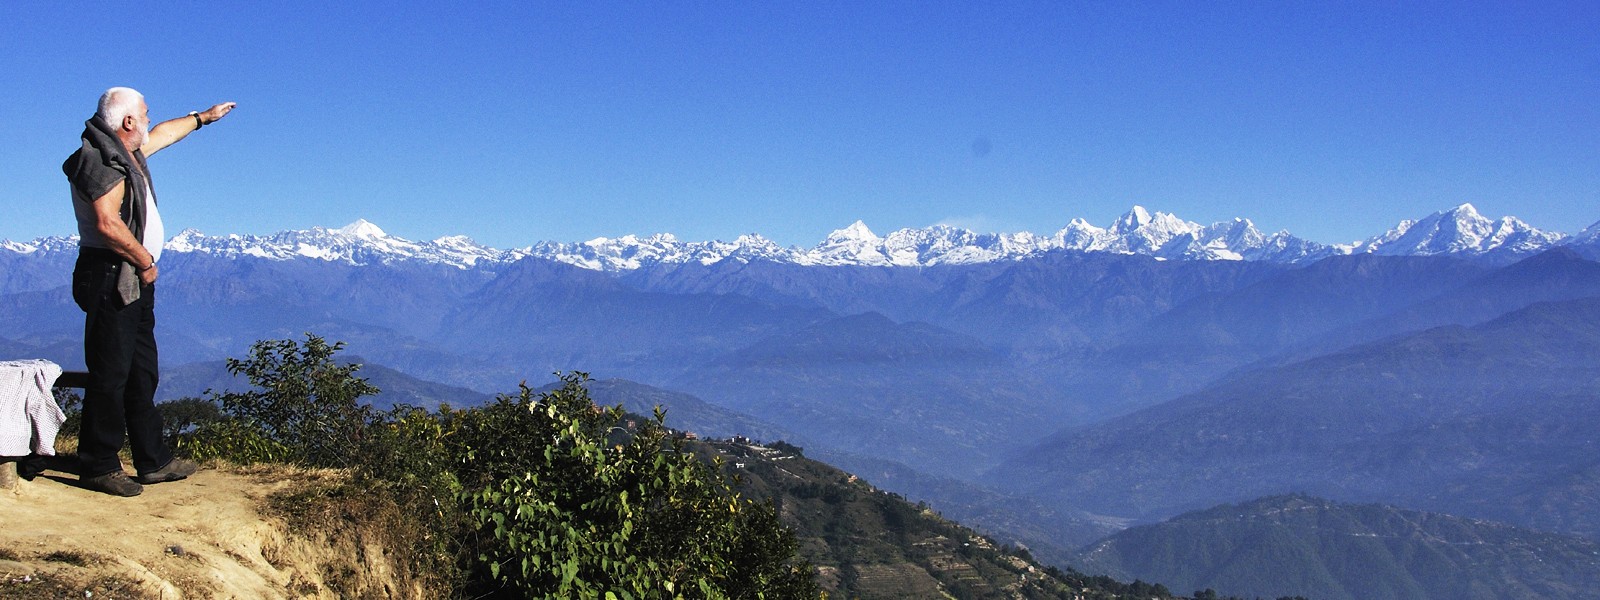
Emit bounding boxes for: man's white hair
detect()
[96,87,145,125]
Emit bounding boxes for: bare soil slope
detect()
[0,463,420,599]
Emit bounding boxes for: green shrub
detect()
[457,374,817,599]
[358,403,465,553]
[178,418,290,465]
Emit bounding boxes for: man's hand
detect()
[138,263,159,286]
[200,102,237,126]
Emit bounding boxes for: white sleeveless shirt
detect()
[140,175,163,263]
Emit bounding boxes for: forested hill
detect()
[690,437,1187,600]
[1078,495,1600,600]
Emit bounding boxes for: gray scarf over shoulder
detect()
[63,116,155,304]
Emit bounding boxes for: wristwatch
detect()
[189,111,203,129]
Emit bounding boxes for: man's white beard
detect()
[135,123,149,149]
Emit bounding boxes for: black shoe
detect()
[137,458,198,484]
[83,471,143,497]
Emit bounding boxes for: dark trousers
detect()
[73,250,171,477]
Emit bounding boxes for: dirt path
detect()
[0,463,373,599]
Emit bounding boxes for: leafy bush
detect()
[457,376,817,598]
[179,418,289,465]
[360,403,461,495]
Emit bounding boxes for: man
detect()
[62,87,235,496]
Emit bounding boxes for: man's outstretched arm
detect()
[142,102,236,156]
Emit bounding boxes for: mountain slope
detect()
[437,257,835,387]
[1048,254,1487,416]
[989,296,1600,537]
[677,312,1064,480]
[1123,254,1488,355]
[1566,219,1600,260]
[1273,247,1600,366]
[696,438,1178,600]
[924,251,1287,354]
[808,447,1126,564]
[1078,495,1600,600]
[0,236,75,295]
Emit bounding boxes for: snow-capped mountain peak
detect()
[827,220,881,244]
[1111,206,1154,233]
[338,219,387,239]
[1055,218,1106,249]
[1571,219,1600,246]
[807,221,893,266]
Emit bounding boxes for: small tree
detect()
[191,334,378,468]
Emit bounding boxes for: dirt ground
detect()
[0,459,410,599]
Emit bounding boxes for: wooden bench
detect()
[1,370,90,489]
[56,370,92,390]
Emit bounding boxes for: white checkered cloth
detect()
[0,359,66,456]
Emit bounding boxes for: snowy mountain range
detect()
[1346,204,1571,257]
[5,204,1594,271]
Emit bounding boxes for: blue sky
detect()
[4,1,1597,249]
